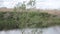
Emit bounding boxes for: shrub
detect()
[0,12,59,30]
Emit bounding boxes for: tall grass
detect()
[0,11,59,30]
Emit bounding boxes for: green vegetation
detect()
[0,11,60,30]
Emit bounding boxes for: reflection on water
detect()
[0,26,60,34]
[43,26,60,34]
[0,29,42,34]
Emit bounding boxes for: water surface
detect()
[0,26,60,34]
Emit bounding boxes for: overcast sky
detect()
[0,0,60,9]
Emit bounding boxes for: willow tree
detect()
[19,1,26,11]
[14,1,26,12]
[27,0,36,8]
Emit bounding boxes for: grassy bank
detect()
[0,11,60,30]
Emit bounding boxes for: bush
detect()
[0,12,59,30]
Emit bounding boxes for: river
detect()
[0,26,60,34]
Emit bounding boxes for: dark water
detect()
[0,26,60,34]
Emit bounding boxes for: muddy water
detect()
[0,26,60,34]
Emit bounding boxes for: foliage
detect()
[14,1,26,12]
[27,0,36,8]
[0,11,59,30]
